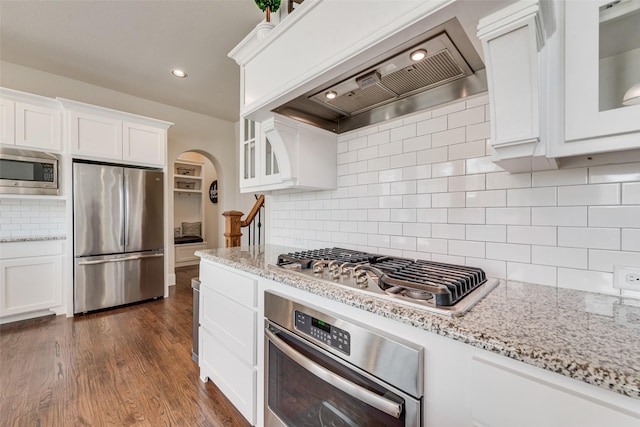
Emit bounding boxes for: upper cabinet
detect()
[59,98,172,167]
[239,114,336,193]
[478,1,559,172]
[558,0,640,158]
[480,0,640,171]
[0,88,62,152]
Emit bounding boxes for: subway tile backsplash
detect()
[0,199,66,239]
[269,95,640,295]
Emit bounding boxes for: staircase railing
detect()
[222,194,265,247]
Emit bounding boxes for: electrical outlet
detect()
[613,266,640,291]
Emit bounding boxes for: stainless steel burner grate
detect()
[277,248,493,307]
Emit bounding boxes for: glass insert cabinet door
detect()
[599,0,640,111]
[241,118,281,184]
[265,137,279,177]
[242,118,256,181]
[564,0,640,143]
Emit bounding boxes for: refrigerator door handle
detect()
[123,169,129,248]
[77,253,164,265]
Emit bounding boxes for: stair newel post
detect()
[222,210,243,247]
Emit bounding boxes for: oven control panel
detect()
[294,310,351,355]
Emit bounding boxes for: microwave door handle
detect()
[265,328,403,419]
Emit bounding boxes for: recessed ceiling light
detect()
[410,49,427,62]
[325,90,337,100]
[171,69,187,78]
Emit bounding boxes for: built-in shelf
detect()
[173,189,201,194]
[173,158,206,268]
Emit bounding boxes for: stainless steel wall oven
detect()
[264,291,424,427]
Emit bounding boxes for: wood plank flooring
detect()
[0,266,251,427]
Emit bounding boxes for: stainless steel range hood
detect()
[273,18,487,134]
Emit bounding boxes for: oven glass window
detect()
[268,330,406,427]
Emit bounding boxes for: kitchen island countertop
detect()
[196,245,640,401]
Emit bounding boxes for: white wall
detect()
[268,94,640,298]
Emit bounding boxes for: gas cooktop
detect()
[274,248,499,317]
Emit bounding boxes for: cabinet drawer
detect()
[200,285,256,365]
[200,261,257,307]
[200,328,256,425]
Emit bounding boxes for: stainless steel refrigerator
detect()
[73,162,164,313]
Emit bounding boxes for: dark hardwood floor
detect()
[0,266,251,427]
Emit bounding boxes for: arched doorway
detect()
[173,151,219,268]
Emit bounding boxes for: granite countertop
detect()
[0,235,66,243]
[196,245,640,401]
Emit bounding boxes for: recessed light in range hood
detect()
[273,18,487,134]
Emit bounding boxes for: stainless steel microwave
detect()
[0,147,60,195]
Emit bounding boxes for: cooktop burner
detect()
[275,248,499,317]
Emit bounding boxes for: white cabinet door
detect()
[198,260,258,425]
[200,328,257,425]
[239,118,261,189]
[123,121,165,166]
[69,111,123,160]
[0,255,63,317]
[561,0,640,155]
[14,101,61,151]
[0,98,16,145]
[200,285,257,366]
[471,355,640,427]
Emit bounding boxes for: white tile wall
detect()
[0,199,66,239]
[269,96,640,296]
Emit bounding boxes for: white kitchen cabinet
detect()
[240,117,288,191]
[0,87,62,151]
[477,1,558,173]
[123,121,166,165]
[557,0,640,158]
[68,110,123,160]
[198,260,257,425]
[471,354,640,427]
[240,118,260,189]
[0,240,64,323]
[60,98,171,167]
[0,97,15,145]
[239,114,336,193]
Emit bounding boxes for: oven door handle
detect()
[265,328,403,419]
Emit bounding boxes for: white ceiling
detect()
[0,0,264,122]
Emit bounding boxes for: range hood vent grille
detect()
[323,49,465,115]
[273,18,488,133]
[325,84,396,115]
[382,49,464,95]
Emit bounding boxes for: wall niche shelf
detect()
[173,158,206,267]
